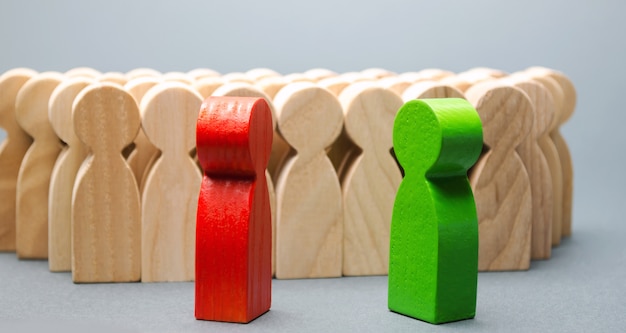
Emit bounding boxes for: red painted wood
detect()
[195,97,272,323]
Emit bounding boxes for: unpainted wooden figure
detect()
[273,82,344,279]
[15,72,64,259]
[465,81,533,271]
[339,82,403,276]
[48,76,94,271]
[72,83,141,283]
[0,68,37,251]
[140,82,203,282]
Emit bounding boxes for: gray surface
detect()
[1,0,625,331]
[1,223,625,333]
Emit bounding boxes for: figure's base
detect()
[195,309,270,324]
[389,307,475,325]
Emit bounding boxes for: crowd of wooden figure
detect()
[0,66,575,283]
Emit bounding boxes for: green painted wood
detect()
[388,98,482,324]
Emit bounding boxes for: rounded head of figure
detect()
[393,98,483,178]
[196,96,273,178]
[73,82,140,153]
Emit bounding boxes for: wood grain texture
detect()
[14,72,64,259]
[377,76,413,96]
[255,76,288,100]
[527,67,576,237]
[318,76,352,96]
[389,98,482,324]
[72,83,141,283]
[325,80,362,181]
[522,73,565,245]
[273,82,344,279]
[402,81,465,102]
[140,82,203,282]
[465,81,533,271]
[338,82,403,276]
[326,82,361,185]
[195,97,272,323]
[48,77,93,271]
[440,68,504,93]
[0,68,37,251]
[503,74,556,260]
[124,76,162,189]
[193,77,225,99]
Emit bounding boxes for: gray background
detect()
[0,0,625,332]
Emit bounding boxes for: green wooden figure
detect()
[388,98,483,324]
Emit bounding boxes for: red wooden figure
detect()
[195,96,273,323]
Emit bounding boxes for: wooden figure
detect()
[48,76,94,271]
[72,83,141,283]
[397,72,423,82]
[222,72,253,84]
[402,81,465,102]
[318,76,352,96]
[340,71,370,83]
[65,67,101,78]
[126,68,162,79]
[465,81,533,271]
[124,76,162,188]
[97,72,128,86]
[195,96,272,323]
[14,72,64,259]
[327,125,359,181]
[360,68,396,80]
[321,79,362,181]
[522,73,565,245]
[140,82,203,282]
[303,68,337,81]
[377,76,413,96]
[193,76,225,99]
[255,76,289,100]
[417,68,454,80]
[162,72,194,85]
[212,83,277,126]
[501,74,556,260]
[440,68,503,93]
[525,76,563,247]
[282,73,312,83]
[245,68,280,82]
[187,68,220,80]
[398,69,453,83]
[273,82,343,279]
[338,82,403,276]
[388,98,482,324]
[211,82,279,276]
[527,67,576,237]
[0,68,36,251]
